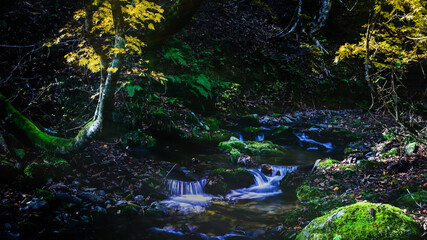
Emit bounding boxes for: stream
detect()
[127,123,346,239]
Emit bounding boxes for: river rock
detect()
[77,192,104,204]
[296,202,421,240]
[261,164,272,176]
[237,155,256,167]
[55,192,82,204]
[26,198,47,210]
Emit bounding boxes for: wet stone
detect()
[77,192,104,204]
[55,192,82,204]
[261,164,273,176]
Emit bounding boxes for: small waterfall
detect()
[166,179,207,196]
[226,165,297,200]
[294,132,333,150]
[161,179,212,214]
[239,133,244,142]
[255,133,265,141]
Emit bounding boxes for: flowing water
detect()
[127,123,347,239]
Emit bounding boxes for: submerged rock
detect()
[261,164,273,176]
[237,155,256,167]
[204,168,255,195]
[296,202,422,240]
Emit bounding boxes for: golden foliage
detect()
[49,0,163,74]
[335,0,427,71]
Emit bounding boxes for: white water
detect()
[226,165,297,200]
[161,165,297,213]
[161,179,213,214]
[294,132,333,150]
[166,178,207,196]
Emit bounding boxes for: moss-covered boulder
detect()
[204,168,255,195]
[296,184,329,202]
[396,190,427,210]
[193,130,236,145]
[218,140,246,152]
[317,158,340,169]
[218,140,286,162]
[24,162,54,184]
[24,157,71,184]
[296,202,422,240]
[269,125,292,136]
[280,171,306,191]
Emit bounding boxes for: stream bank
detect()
[0,109,425,239]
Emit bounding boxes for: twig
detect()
[406,189,425,210]
[164,163,177,179]
[0,44,37,48]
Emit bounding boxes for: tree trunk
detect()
[0,0,126,155]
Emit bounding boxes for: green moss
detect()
[245,141,286,156]
[0,93,78,154]
[283,209,303,225]
[317,158,340,169]
[357,160,382,170]
[24,158,71,184]
[207,168,255,194]
[196,130,236,145]
[229,148,241,163]
[296,184,328,202]
[269,125,292,136]
[386,148,399,157]
[206,118,221,131]
[338,164,358,170]
[35,189,55,202]
[344,147,353,154]
[204,179,228,195]
[46,157,71,174]
[296,202,421,240]
[218,140,286,157]
[117,204,140,216]
[218,140,246,152]
[243,126,262,133]
[396,191,427,210]
[24,162,54,183]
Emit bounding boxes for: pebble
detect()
[96,190,106,196]
[134,195,144,202]
[27,198,47,210]
[115,200,128,206]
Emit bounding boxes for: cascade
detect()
[294,132,333,150]
[166,178,206,196]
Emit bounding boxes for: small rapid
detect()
[295,132,333,150]
[161,165,297,214]
[226,165,297,200]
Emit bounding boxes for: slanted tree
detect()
[0,0,203,154]
[335,0,427,140]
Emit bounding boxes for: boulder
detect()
[261,164,272,176]
[237,155,256,167]
[204,168,255,195]
[296,202,421,240]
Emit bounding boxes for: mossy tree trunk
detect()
[0,0,126,155]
